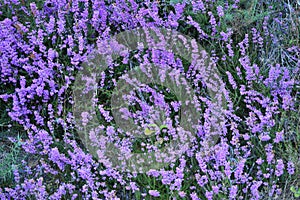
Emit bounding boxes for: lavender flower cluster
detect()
[0,0,299,199]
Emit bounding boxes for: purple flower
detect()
[275,159,284,177]
[274,130,284,143]
[217,6,224,17]
[261,134,271,141]
[178,191,186,197]
[205,191,213,200]
[287,161,295,175]
[43,1,58,15]
[149,190,160,197]
[190,192,200,200]
[212,186,219,194]
[229,185,238,199]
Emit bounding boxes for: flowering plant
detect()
[0,0,299,199]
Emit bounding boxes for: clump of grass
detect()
[0,93,28,187]
[0,135,23,187]
[260,0,300,71]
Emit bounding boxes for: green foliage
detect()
[290,186,300,198]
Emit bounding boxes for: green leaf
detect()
[291,186,296,193]
[159,125,168,130]
[148,124,158,127]
[145,128,155,136]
